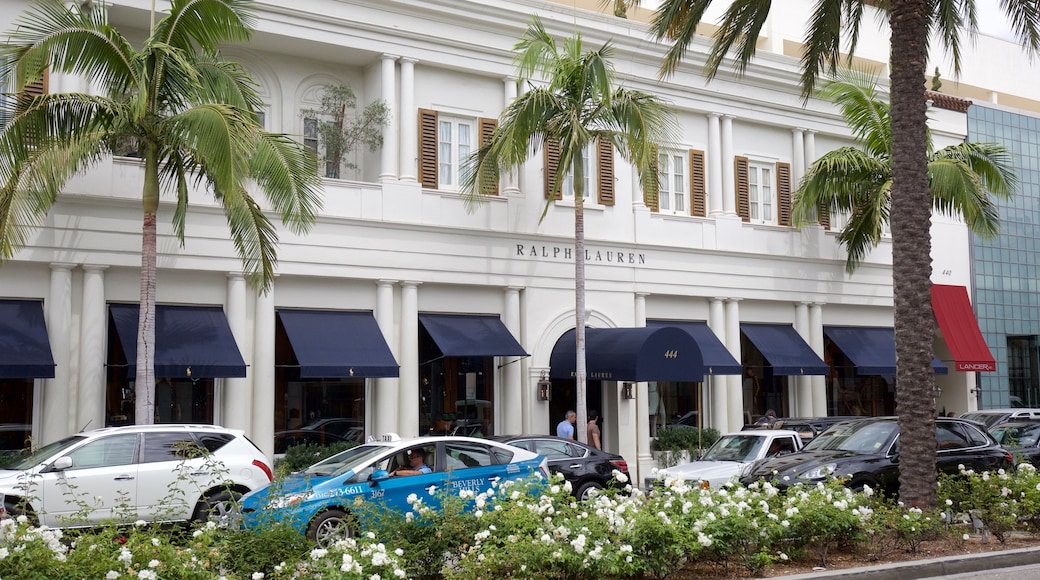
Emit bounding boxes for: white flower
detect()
[134,520,147,527]
[106,572,120,579]
[148,559,160,568]
[0,547,8,559]
[963,533,970,540]
[252,573,265,580]
[138,571,156,580]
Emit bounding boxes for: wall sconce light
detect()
[621,382,635,400]
[537,371,552,401]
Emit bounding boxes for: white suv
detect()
[0,424,272,528]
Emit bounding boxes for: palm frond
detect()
[792,147,890,226]
[193,53,265,114]
[220,187,280,292]
[650,0,712,78]
[154,0,255,54]
[249,131,323,235]
[818,70,892,158]
[704,0,772,80]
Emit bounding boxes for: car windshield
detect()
[803,421,898,453]
[303,443,393,477]
[0,434,88,470]
[701,435,765,462]
[990,423,1040,447]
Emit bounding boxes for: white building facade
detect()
[2,0,1033,482]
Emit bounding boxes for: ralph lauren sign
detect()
[516,244,646,265]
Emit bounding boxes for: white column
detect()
[379,54,399,181]
[399,58,417,182]
[252,285,275,459]
[502,287,523,434]
[810,303,828,416]
[398,282,421,437]
[725,298,743,432]
[794,302,813,417]
[223,273,249,432]
[708,113,724,216]
[502,77,521,195]
[791,128,806,187]
[721,115,736,215]
[43,263,74,443]
[634,293,652,485]
[374,280,398,438]
[804,130,817,167]
[709,297,727,430]
[77,265,107,433]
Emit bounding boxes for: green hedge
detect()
[651,426,720,454]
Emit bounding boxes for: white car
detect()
[0,424,272,528]
[647,430,802,489]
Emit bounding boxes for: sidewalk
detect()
[776,545,1040,579]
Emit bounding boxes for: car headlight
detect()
[266,492,312,510]
[800,464,836,481]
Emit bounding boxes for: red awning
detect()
[930,285,996,372]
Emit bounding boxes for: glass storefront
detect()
[0,379,33,459]
[418,324,494,437]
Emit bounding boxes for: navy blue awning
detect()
[0,299,55,379]
[824,326,948,375]
[647,320,741,375]
[740,323,828,375]
[419,314,527,357]
[110,304,246,378]
[549,327,705,381]
[278,309,399,378]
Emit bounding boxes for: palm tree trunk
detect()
[890,0,937,508]
[573,149,588,444]
[135,146,160,425]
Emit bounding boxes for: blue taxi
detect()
[239,434,548,545]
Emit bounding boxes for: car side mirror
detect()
[370,469,390,485]
[48,456,73,472]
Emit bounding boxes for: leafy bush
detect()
[651,426,720,454]
[275,441,356,477]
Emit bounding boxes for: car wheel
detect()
[192,489,243,527]
[307,509,355,547]
[575,481,603,501]
[3,499,38,526]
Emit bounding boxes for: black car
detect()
[988,419,1040,467]
[273,429,355,455]
[739,417,1012,496]
[493,435,629,500]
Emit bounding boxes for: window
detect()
[141,432,205,463]
[748,162,774,223]
[735,157,792,225]
[303,118,339,178]
[658,150,686,214]
[544,138,614,205]
[438,116,473,188]
[67,434,137,470]
[444,441,494,469]
[418,110,497,193]
[561,145,593,200]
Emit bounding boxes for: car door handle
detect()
[488,476,501,483]
[113,475,135,481]
[568,464,582,469]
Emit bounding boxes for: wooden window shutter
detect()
[418,108,438,189]
[776,162,792,226]
[596,138,615,205]
[477,117,499,196]
[818,204,831,230]
[734,156,750,222]
[643,144,660,212]
[544,138,562,200]
[17,69,48,113]
[689,149,707,217]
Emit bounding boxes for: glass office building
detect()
[968,105,1040,408]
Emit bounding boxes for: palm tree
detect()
[792,69,1016,274]
[646,0,1040,507]
[0,0,322,425]
[462,17,674,442]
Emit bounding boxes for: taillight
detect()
[539,458,551,479]
[253,459,273,482]
[609,460,629,473]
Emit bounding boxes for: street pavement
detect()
[775,545,1040,580]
